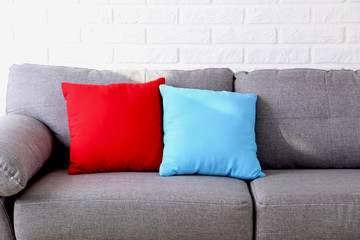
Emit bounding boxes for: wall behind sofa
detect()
[1,0,360,115]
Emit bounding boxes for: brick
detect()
[180,7,243,24]
[80,0,108,2]
[182,48,243,63]
[114,7,178,24]
[48,5,112,24]
[280,27,344,43]
[82,26,145,44]
[314,47,360,63]
[149,27,210,44]
[247,48,310,64]
[348,27,360,43]
[4,27,13,43]
[13,26,47,43]
[115,47,177,63]
[6,44,48,63]
[315,7,360,23]
[305,0,344,2]
[47,7,80,24]
[248,7,310,24]
[47,26,80,43]
[4,5,46,26]
[14,25,80,43]
[49,45,113,63]
[81,6,113,24]
[216,0,276,3]
[148,0,211,4]
[110,0,145,3]
[0,6,10,24]
[281,0,344,2]
[16,0,79,2]
[215,27,276,44]
[279,0,304,2]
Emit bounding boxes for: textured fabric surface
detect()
[7,64,234,168]
[62,79,165,174]
[0,115,53,196]
[159,85,264,180]
[146,68,234,91]
[235,69,360,168]
[251,169,360,240]
[7,64,145,150]
[0,197,15,240]
[14,170,252,240]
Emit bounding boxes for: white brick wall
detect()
[1,0,360,115]
[215,27,277,43]
[247,7,310,23]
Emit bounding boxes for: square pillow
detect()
[62,78,165,174]
[159,85,265,180]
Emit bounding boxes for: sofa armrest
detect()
[0,115,53,196]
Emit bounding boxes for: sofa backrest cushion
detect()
[235,69,360,169]
[7,64,234,168]
[147,69,234,91]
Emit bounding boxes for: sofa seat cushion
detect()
[251,169,360,240]
[14,170,253,240]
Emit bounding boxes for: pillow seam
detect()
[0,164,24,190]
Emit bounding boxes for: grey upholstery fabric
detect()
[235,69,360,168]
[0,197,15,240]
[14,170,252,240]
[0,115,53,196]
[7,64,234,168]
[7,64,145,151]
[147,68,234,91]
[251,169,360,240]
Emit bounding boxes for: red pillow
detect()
[62,78,165,174]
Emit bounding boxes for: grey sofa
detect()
[0,64,359,240]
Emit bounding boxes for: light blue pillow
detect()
[159,85,265,180]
